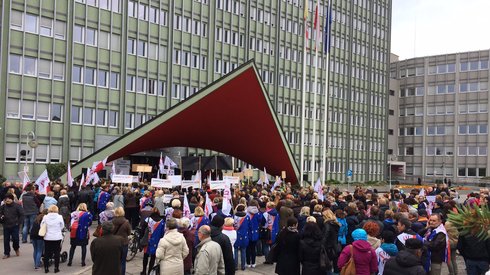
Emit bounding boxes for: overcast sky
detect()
[391,0,490,60]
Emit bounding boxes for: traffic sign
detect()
[346,169,353,177]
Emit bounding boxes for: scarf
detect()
[286,226,298,233]
[424,224,450,271]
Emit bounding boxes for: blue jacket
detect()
[234,212,250,248]
[262,208,280,244]
[97,191,111,211]
[247,206,261,242]
[337,217,348,245]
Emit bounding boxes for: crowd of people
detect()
[1,178,490,275]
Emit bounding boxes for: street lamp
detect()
[24,131,38,176]
[388,154,397,190]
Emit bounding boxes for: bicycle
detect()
[126,226,142,261]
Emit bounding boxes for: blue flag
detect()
[324,0,333,53]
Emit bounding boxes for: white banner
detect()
[209,180,229,190]
[182,180,201,189]
[112,174,136,184]
[163,194,173,203]
[224,176,240,185]
[168,175,182,186]
[151,178,173,188]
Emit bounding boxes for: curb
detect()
[72,265,92,275]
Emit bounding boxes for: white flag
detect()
[271,177,282,193]
[78,173,85,191]
[419,188,426,197]
[264,167,269,185]
[192,170,202,182]
[183,193,191,218]
[205,192,213,217]
[19,171,30,190]
[111,162,116,179]
[314,178,324,201]
[92,173,100,185]
[67,162,73,187]
[35,170,50,195]
[159,152,165,173]
[222,197,232,216]
[164,156,178,168]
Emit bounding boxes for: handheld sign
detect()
[181,180,201,189]
[112,175,136,184]
[209,180,228,190]
[151,178,173,188]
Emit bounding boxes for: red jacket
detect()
[179,227,194,272]
[338,240,378,275]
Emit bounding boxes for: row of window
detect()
[127,39,167,60]
[9,54,65,80]
[74,25,121,51]
[171,84,199,100]
[71,106,118,127]
[400,82,488,97]
[126,75,166,96]
[458,167,486,177]
[214,59,239,75]
[174,15,208,37]
[399,60,489,78]
[5,143,62,163]
[75,0,121,13]
[6,99,63,122]
[73,66,119,89]
[249,37,274,55]
[128,1,168,26]
[459,124,488,135]
[400,103,489,116]
[218,0,245,16]
[426,146,455,156]
[10,10,66,40]
[399,145,489,157]
[251,7,274,26]
[172,49,207,70]
[215,28,244,47]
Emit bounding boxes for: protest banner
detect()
[209,180,228,190]
[163,194,173,203]
[112,174,136,184]
[224,176,240,186]
[151,178,173,188]
[182,180,201,189]
[168,175,183,186]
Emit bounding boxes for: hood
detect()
[367,236,381,248]
[395,250,422,267]
[384,219,395,225]
[44,213,61,225]
[352,240,373,252]
[112,216,126,226]
[44,197,56,203]
[247,206,259,215]
[267,208,278,216]
[164,229,184,245]
[210,225,222,237]
[235,211,246,217]
[380,243,398,256]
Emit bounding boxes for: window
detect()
[74,25,84,43]
[71,106,81,123]
[23,57,37,76]
[86,28,97,46]
[39,17,53,36]
[35,145,48,162]
[136,77,146,93]
[97,70,108,87]
[38,59,51,78]
[480,125,488,134]
[148,43,158,59]
[109,111,118,127]
[137,41,147,56]
[158,81,166,96]
[111,34,121,51]
[54,21,66,39]
[36,102,50,120]
[5,143,18,161]
[72,66,82,83]
[96,109,107,126]
[125,113,134,129]
[51,103,63,121]
[98,31,109,49]
[458,168,465,177]
[53,62,64,80]
[126,75,135,91]
[50,145,62,163]
[84,67,95,85]
[127,39,135,54]
[6,98,20,118]
[25,13,38,33]
[9,54,21,74]
[110,72,119,89]
[83,108,94,125]
[468,168,477,177]
[11,10,23,30]
[479,168,486,177]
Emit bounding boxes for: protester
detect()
[192,206,210,246]
[43,191,58,211]
[21,185,39,243]
[458,227,490,275]
[345,206,360,245]
[210,215,235,275]
[262,201,280,262]
[396,217,423,251]
[233,204,250,271]
[420,213,449,275]
[375,230,398,275]
[0,193,24,259]
[57,189,71,230]
[384,238,425,275]
[30,209,47,269]
[178,217,195,275]
[444,220,459,275]
[338,228,378,275]
[112,207,132,275]
[68,203,93,267]
[363,221,381,250]
[42,205,65,273]
[323,209,341,274]
[156,218,189,275]
[246,199,261,268]
[99,201,115,223]
[90,221,124,275]
[140,208,165,275]
[299,221,323,275]
[222,217,237,255]
[194,225,225,275]
[297,206,310,232]
[274,217,301,275]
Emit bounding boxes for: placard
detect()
[181,180,201,189]
[168,175,183,186]
[281,171,286,179]
[163,194,173,203]
[233,172,244,180]
[112,174,136,184]
[224,176,240,185]
[209,180,228,190]
[151,178,173,188]
[244,169,253,177]
[115,159,131,175]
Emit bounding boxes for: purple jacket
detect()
[338,240,378,275]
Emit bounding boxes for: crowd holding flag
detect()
[35,169,50,194]
[314,177,324,201]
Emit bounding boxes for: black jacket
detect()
[419,228,446,264]
[90,234,124,275]
[345,215,360,244]
[299,234,323,275]
[0,202,24,228]
[21,192,39,216]
[383,250,425,275]
[275,228,301,275]
[210,225,235,275]
[323,221,340,259]
[458,234,490,262]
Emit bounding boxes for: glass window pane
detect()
[51,103,63,121]
[110,72,119,89]
[21,100,35,119]
[468,168,477,177]
[96,109,106,126]
[11,10,23,30]
[479,168,486,177]
[53,62,64,80]
[86,28,97,45]
[72,66,82,83]
[111,34,121,51]
[9,54,21,73]
[83,108,94,124]
[40,17,53,36]
[50,145,62,163]
[97,70,107,87]
[35,145,48,162]
[458,168,466,176]
[38,59,51,78]
[71,106,81,123]
[23,57,37,76]
[480,124,488,134]
[36,102,50,120]
[468,147,478,155]
[84,67,95,85]
[468,125,478,134]
[98,31,109,49]
[25,13,38,33]
[109,111,118,127]
[74,25,84,43]
[458,125,466,134]
[470,61,479,70]
[6,98,20,118]
[54,21,66,39]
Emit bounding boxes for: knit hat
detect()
[405,238,423,250]
[352,229,368,241]
[211,215,225,228]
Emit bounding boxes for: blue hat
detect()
[352,229,368,241]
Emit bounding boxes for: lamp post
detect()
[388,154,397,191]
[25,131,38,176]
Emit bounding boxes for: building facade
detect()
[390,49,490,183]
[0,0,391,183]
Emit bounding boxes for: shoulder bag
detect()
[340,245,356,275]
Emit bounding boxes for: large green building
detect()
[0,0,391,183]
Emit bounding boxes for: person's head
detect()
[47,191,54,197]
[211,215,225,228]
[335,209,346,219]
[60,189,67,196]
[352,228,368,241]
[180,217,191,229]
[287,217,298,228]
[266,201,275,209]
[313,204,323,213]
[77,203,88,212]
[101,221,114,235]
[408,210,418,221]
[194,206,204,217]
[114,207,125,217]
[166,218,178,230]
[235,204,246,213]
[224,217,234,227]
[48,205,59,213]
[198,225,211,241]
[363,221,380,237]
[302,221,322,239]
[4,193,14,204]
[306,216,317,223]
[322,209,337,222]
[300,206,310,217]
[397,217,411,233]
[105,202,114,211]
[172,199,181,209]
[418,208,428,218]
[405,238,424,258]
[384,210,394,219]
[429,213,442,228]
[381,230,395,244]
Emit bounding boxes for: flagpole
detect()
[300,0,309,187]
[310,0,321,183]
[321,0,332,184]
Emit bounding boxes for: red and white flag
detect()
[79,173,85,191]
[313,0,321,50]
[92,157,108,173]
[67,162,74,187]
[35,169,50,195]
[204,192,213,217]
[314,178,324,201]
[159,152,165,174]
[183,193,191,218]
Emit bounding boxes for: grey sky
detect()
[391,0,490,60]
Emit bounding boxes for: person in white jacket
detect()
[155,218,189,275]
[222,217,237,255]
[41,205,65,273]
